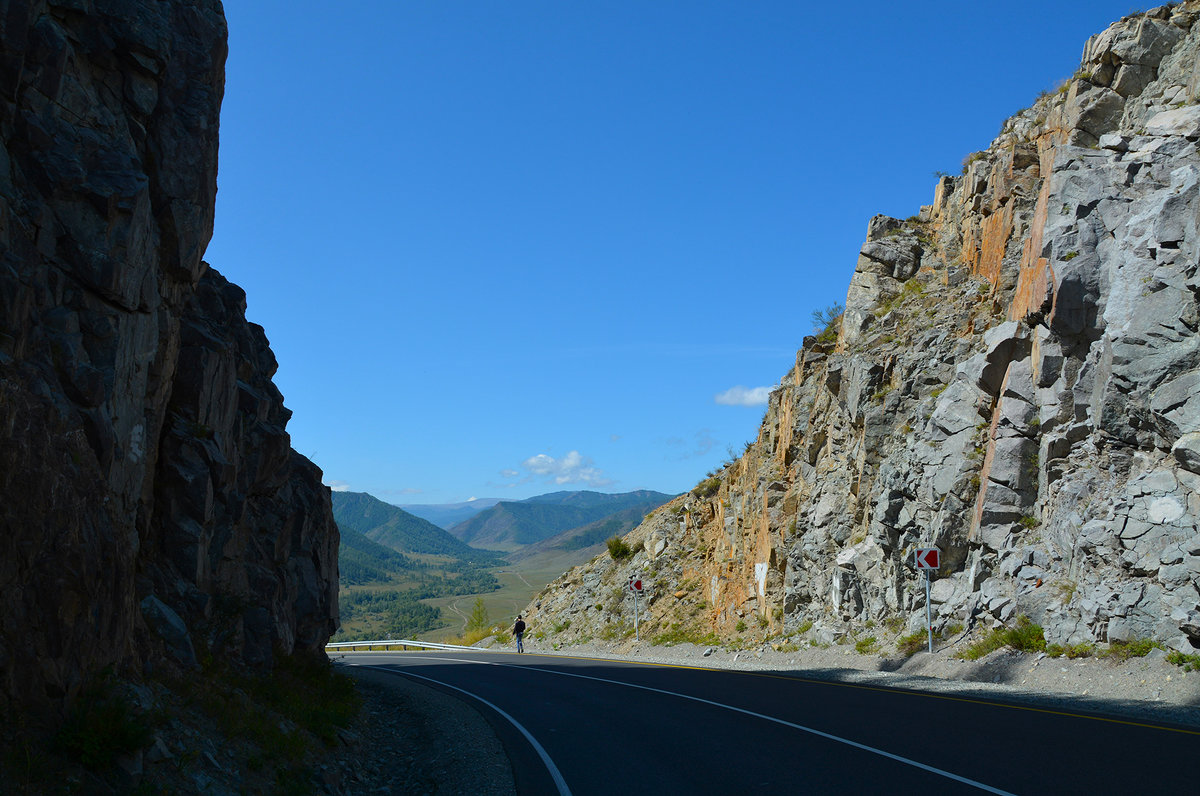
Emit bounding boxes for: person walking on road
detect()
[513,616,526,653]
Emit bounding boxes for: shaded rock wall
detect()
[0,0,337,722]
[527,3,1200,654]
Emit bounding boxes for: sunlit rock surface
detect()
[527,3,1200,656]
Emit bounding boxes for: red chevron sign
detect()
[915,547,940,570]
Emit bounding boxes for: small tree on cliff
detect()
[811,302,843,334]
[811,302,843,344]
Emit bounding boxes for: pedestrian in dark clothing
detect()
[513,616,526,653]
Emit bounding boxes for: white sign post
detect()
[915,547,941,653]
[628,576,644,640]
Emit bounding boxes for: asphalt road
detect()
[336,650,1200,795]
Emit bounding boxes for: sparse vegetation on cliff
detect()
[811,302,844,344]
[606,536,633,560]
[693,476,722,498]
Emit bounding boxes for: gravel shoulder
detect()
[332,666,517,795]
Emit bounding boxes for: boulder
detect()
[1172,433,1200,474]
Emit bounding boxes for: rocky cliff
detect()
[526,4,1200,656]
[0,0,338,727]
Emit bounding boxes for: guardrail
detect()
[325,638,483,653]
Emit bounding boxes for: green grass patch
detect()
[599,621,636,641]
[1046,642,1094,659]
[897,630,929,657]
[1099,638,1162,661]
[651,623,721,648]
[897,623,961,657]
[1166,651,1200,671]
[855,636,879,655]
[959,616,1046,660]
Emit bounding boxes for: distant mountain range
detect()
[331,491,499,563]
[507,502,665,564]
[397,498,502,529]
[446,490,676,550]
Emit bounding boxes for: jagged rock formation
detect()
[527,4,1200,654]
[0,0,338,725]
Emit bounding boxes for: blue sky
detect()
[207,1,1139,504]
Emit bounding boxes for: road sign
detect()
[914,547,941,653]
[915,547,940,570]
[627,577,644,640]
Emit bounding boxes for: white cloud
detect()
[325,480,352,492]
[499,469,520,478]
[521,450,614,487]
[714,385,772,407]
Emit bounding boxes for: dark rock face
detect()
[0,0,338,722]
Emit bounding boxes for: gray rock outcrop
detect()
[0,0,338,725]
[526,3,1200,657]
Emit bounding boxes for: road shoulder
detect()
[333,665,517,795]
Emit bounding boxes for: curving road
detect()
[336,650,1200,795]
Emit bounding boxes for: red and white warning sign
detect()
[628,577,644,592]
[915,547,940,570]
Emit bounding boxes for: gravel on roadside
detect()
[330,666,516,795]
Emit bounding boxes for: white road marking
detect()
[399,654,1015,795]
[354,663,572,796]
